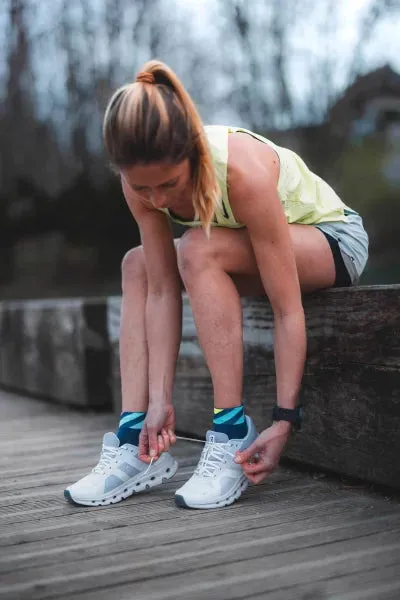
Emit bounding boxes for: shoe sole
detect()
[64,459,178,506]
[175,474,249,509]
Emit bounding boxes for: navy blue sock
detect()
[116,411,146,446]
[213,405,247,439]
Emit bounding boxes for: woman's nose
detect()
[151,191,168,208]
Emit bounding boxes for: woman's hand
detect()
[234,421,292,484]
[138,404,177,463]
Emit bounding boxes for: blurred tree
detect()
[216,0,400,128]
[1,0,31,196]
[1,0,33,283]
[347,0,400,82]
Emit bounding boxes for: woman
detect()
[64,60,368,509]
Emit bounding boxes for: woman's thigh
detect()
[176,224,336,296]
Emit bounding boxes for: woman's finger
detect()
[138,427,149,459]
[168,429,177,445]
[138,453,152,463]
[161,429,170,452]
[157,434,165,454]
[242,460,269,475]
[147,427,159,459]
[234,439,262,464]
[246,471,268,485]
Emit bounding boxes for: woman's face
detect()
[121,159,192,210]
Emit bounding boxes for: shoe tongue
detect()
[103,432,120,448]
[206,430,229,444]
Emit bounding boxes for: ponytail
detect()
[103,60,220,236]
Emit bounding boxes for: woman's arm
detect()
[140,209,182,408]
[228,135,306,411]
[227,134,306,482]
[122,179,182,456]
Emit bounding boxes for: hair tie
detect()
[136,71,156,85]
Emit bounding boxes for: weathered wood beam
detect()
[0,298,111,410]
[0,285,399,488]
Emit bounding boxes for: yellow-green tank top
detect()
[160,125,352,228]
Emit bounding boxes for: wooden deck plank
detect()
[0,495,374,569]
[1,502,395,575]
[245,565,400,600]
[0,481,346,547]
[3,535,400,600]
[3,513,400,590]
[1,389,400,600]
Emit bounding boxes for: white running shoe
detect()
[174,415,258,509]
[64,432,178,506]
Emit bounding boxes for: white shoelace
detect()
[93,446,155,476]
[143,457,154,475]
[195,440,236,478]
[93,445,120,474]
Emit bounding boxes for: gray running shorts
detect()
[314,210,369,285]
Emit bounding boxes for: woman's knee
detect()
[177,229,213,279]
[121,246,147,291]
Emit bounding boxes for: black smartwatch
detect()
[272,404,303,431]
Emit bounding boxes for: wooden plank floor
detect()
[1,390,400,600]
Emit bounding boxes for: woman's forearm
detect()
[146,287,182,407]
[273,309,307,409]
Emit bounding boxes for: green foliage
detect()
[339,137,388,212]
[337,135,400,282]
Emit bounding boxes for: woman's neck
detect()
[169,183,195,220]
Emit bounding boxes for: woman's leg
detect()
[64,245,182,506]
[115,247,152,446]
[119,242,184,413]
[173,224,336,508]
[119,247,150,413]
[177,224,336,410]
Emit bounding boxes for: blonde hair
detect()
[103,60,221,235]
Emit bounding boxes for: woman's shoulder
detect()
[204,124,275,158]
[204,125,279,188]
[204,124,229,133]
[227,129,279,175]
[203,126,230,173]
[203,124,229,145]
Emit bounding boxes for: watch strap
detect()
[272,404,303,430]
